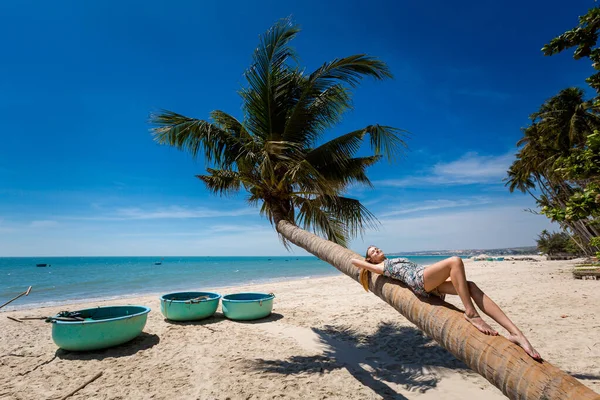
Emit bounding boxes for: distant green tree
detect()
[536,230,580,255]
[547,131,600,222]
[543,131,600,256]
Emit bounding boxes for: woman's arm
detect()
[351,258,384,274]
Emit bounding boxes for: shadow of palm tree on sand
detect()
[249,321,472,399]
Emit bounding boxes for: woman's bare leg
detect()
[436,280,541,360]
[423,257,497,335]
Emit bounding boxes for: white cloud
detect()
[351,204,557,253]
[114,224,268,237]
[432,152,513,181]
[0,223,305,257]
[29,220,59,228]
[113,206,255,220]
[0,203,556,256]
[207,224,268,233]
[375,151,515,187]
[65,205,256,221]
[379,197,493,217]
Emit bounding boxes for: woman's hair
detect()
[359,245,377,292]
[359,269,370,292]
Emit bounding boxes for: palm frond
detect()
[241,18,301,139]
[505,162,535,193]
[263,140,304,160]
[364,124,410,162]
[151,110,246,167]
[308,54,393,88]
[284,83,352,146]
[293,196,348,245]
[306,128,368,166]
[314,156,382,190]
[282,159,335,197]
[283,55,392,143]
[292,194,379,244]
[197,169,242,196]
[210,110,250,139]
[319,195,379,238]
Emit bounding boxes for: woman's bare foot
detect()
[508,333,542,361]
[464,314,498,335]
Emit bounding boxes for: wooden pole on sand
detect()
[0,286,32,310]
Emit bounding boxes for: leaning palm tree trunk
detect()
[275,219,600,400]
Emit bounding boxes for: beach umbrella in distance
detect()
[151,19,598,399]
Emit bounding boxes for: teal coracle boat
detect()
[49,305,150,351]
[160,292,221,321]
[221,292,275,321]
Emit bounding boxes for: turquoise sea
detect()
[0,255,448,310]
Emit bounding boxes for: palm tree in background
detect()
[506,88,600,253]
[532,87,600,151]
[152,19,598,399]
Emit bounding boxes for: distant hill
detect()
[390,246,538,257]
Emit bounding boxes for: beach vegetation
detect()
[507,7,600,256]
[535,229,581,256]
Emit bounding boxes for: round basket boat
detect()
[50,305,151,351]
[160,291,221,321]
[221,292,275,321]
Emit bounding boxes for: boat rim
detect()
[222,292,275,302]
[159,291,222,302]
[51,305,151,325]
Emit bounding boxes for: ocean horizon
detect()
[0,255,449,311]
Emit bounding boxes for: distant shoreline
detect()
[394,246,539,257]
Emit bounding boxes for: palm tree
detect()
[532,87,600,152]
[507,89,600,255]
[152,19,598,399]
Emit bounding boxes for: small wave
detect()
[0,291,161,313]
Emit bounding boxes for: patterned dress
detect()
[382,258,444,299]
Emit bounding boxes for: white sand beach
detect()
[1,257,599,399]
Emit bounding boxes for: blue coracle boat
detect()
[160,292,221,321]
[49,305,151,351]
[221,292,274,321]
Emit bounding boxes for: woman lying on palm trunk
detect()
[351,246,541,361]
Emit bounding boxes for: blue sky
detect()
[0,0,594,256]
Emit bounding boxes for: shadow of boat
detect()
[55,332,160,360]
